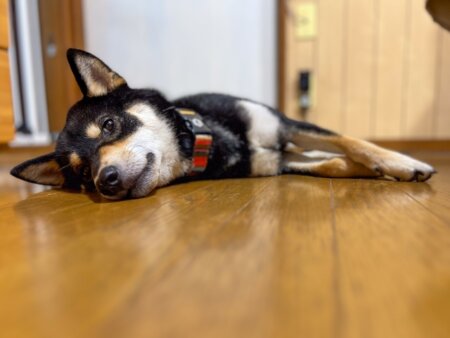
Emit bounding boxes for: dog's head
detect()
[11,49,194,199]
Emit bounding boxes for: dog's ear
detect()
[10,152,65,186]
[66,48,128,97]
[426,0,450,31]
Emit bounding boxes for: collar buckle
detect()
[177,108,212,175]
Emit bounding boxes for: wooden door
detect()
[39,0,84,133]
[0,0,14,143]
[279,0,450,141]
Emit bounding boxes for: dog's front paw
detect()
[370,152,436,182]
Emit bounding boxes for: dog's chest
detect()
[174,94,284,179]
[205,100,283,178]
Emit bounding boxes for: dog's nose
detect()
[98,166,122,195]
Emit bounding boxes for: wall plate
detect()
[294,2,317,39]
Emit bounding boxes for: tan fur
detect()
[74,55,126,97]
[329,136,435,180]
[290,132,343,154]
[86,123,101,139]
[95,102,191,198]
[97,139,129,180]
[21,161,64,186]
[70,152,82,168]
[126,103,191,187]
[284,156,378,178]
[289,132,435,181]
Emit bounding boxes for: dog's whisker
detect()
[58,163,72,172]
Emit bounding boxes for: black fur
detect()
[10,152,58,184]
[174,94,252,178]
[10,48,340,194]
[175,93,336,178]
[10,48,436,199]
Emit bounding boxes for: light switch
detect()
[294,3,317,39]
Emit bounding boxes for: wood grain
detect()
[403,0,440,139]
[435,33,450,139]
[0,0,8,49]
[277,0,286,112]
[314,0,345,130]
[373,0,407,138]
[39,0,84,133]
[279,0,450,140]
[342,0,376,138]
[282,0,317,121]
[0,148,450,338]
[372,139,450,152]
[0,50,14,143]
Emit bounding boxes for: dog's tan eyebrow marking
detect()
[86,123,101,139]
[70,152,82,168]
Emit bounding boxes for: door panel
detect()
[279,0,450,140]
[373,0,408,139]
[0,50,14,142]
[313,0,345,131]
[39,0,84,133]
[436,33,450,138]
[403,0,440,138]
[342,0,377,138]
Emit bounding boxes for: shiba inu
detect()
[10,49,436,200]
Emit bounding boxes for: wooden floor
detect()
[1,149,450,338]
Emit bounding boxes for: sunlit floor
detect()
[0,148,450,338]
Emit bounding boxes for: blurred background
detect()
[0,0,449,149]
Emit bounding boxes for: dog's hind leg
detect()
[283,119,436,182]
[282,153,380,178]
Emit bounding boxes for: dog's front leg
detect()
[329,136,436,182]
[289,129,436,182]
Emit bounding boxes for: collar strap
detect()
[177,108,213,175]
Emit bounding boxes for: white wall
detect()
[83,0,277,106]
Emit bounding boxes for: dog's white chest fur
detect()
[238,100,281,176]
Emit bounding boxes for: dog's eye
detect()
[102,119,115,133]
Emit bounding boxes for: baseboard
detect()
[371,140,450,152]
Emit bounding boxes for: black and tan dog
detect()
[11,49,436,199]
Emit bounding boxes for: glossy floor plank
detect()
[0,150,450,338]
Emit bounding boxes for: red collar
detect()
[177,108,213,175]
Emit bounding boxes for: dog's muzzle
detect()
[96,152,156,199]
[98,165,123,196]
